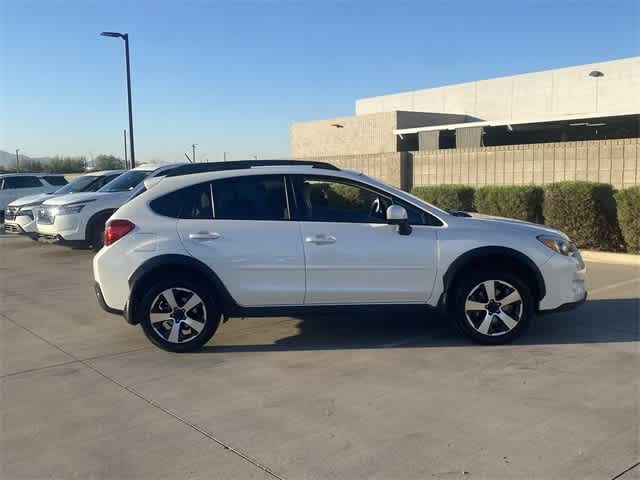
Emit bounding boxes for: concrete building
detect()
[290,57,640,189]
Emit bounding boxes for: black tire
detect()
[88,214,111,251]
[138,278,221,352]
[451,268,533,345]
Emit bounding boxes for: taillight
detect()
[104,219,135,246]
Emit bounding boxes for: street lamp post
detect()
[101,31,136,169]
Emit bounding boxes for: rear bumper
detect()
[94,282,124,316]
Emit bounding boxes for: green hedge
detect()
[543,181,624,251]
[615,186,640,253]
[475,186,544,223]
[411,185,475,211]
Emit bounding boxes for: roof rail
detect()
[163,160,339,177]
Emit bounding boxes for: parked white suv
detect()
[37,164,183,250]
[93,160,587,352]
[0,173,67,223]
[3,170,124,237]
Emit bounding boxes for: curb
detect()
[581,250,640,267]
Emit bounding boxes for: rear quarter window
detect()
[150,182,213,220]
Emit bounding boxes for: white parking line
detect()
[589,277,640,295]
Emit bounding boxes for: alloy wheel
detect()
[464,279,523,336]
[149,287,207,344]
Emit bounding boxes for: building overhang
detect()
[393,111,639,135]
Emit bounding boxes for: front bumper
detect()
[538,253,587,311]
[4,215,38,235]
[541,291,587,314]
[3,222,39,239]
[37,214,85,241]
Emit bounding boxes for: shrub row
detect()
[475,186,544,224]
[615,186,640,253]
[411,182,637,252]
[411,185,475,212]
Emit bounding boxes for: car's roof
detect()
[0,172,65,178]
[133,163,186,173]
[163,160,339,178]
[85,169,125,176]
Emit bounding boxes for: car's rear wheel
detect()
[139,278,220,352]
[452,269,533,344]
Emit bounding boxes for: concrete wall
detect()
[290,112,398,157]
[412,138,639,190]
[290,111,469,157]
[296,139,639,191]
[294,152,409,190]
[356,57,640,122]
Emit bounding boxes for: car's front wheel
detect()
[452,269,533,344]
[138,279,221,352]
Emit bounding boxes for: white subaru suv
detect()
[3,170,124,237]
[37,164,183,250]
[93,160,587,352]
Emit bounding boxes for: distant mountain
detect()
[0,150,51,166]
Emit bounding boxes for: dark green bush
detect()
[615,186,640,253]
[543,181,624,251]
[411,185,475,211]
[475,185,544,223]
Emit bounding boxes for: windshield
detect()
[55,175,112,194]
[98,170,151,192]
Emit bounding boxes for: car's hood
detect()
[462,212,569,240]
[42,191,111,206]
[8,193,55,207]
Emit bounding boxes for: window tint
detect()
[42,176,68,186]
[3,176,43,189]
[291,177,391,223]
[212,175,288,221]
[150,182,213,219]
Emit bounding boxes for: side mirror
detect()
[386,205,412,235]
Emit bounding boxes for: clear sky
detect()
[1,0,638,163]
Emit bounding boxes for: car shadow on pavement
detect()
[202,298,639,353]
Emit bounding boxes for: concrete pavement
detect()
[1,235,638,479]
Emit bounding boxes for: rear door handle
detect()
[305,234,336,245]
[188,231,220,241]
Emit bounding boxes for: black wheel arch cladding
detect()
[443,246,546,301]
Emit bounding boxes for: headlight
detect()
[56,204,87,215]
[537,235,577,256]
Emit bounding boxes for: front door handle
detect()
[305,234,336,245]
[189,231,220,241]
